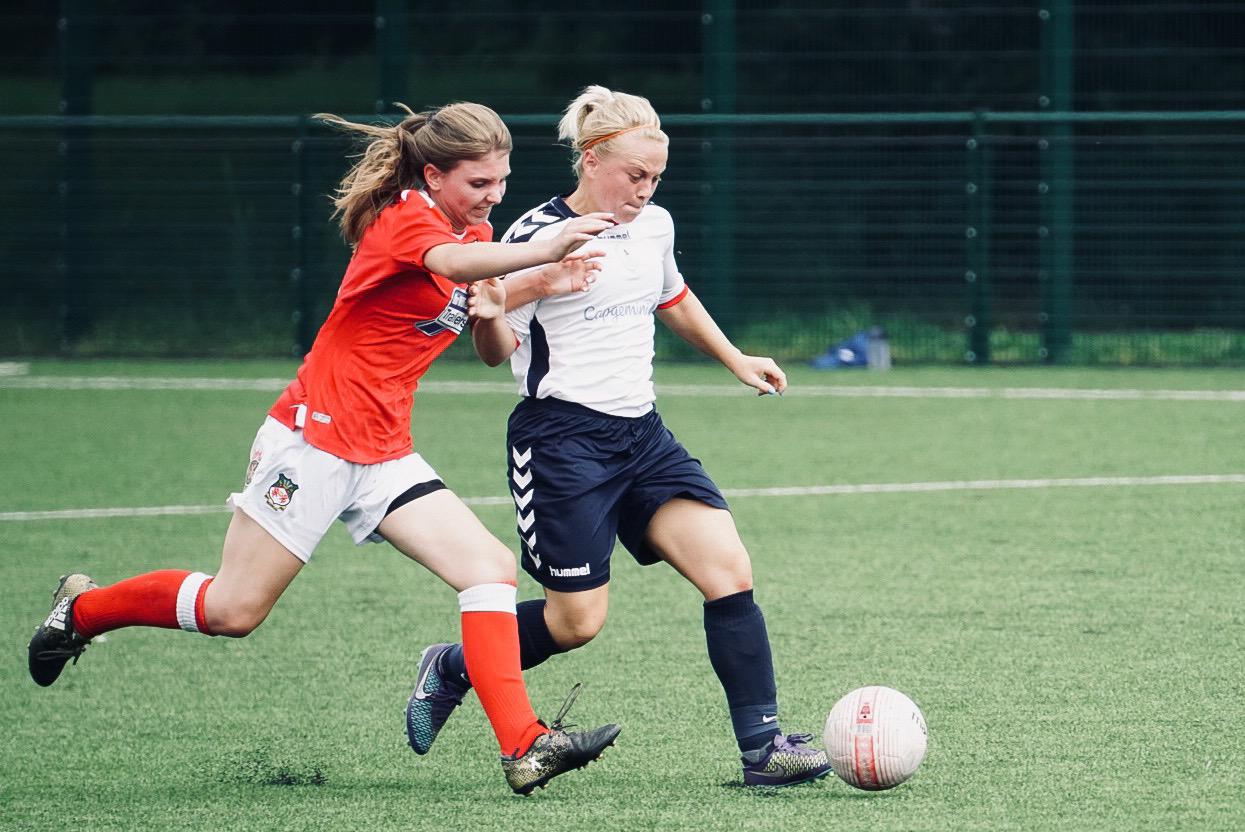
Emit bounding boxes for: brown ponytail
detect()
[318,102,512,245]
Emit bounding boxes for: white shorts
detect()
[227,416,443,563]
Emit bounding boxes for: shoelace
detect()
[549,682,583,732]
[776,732,816,751]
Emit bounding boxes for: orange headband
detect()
[582,124,660,151]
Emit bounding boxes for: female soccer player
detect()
[27,101,620,795]
[405,87,833,788]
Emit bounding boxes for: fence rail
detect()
[3,111,1243,364]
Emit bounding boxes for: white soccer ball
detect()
[823,685,927,790]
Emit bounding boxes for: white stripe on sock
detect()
[175,572,212,632]
[457,583,517,614]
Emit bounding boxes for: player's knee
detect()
[204,601,268,638]
[557,621,603,649]
[549,607,607,649]
[696,549,753,600]
[724,573,755,597]
[480,545,517,584]
[460,542,516,586]
[701,575,754,602]
[728,544,754,583]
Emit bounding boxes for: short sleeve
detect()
[388,198,463,269]
[656,212,687,308]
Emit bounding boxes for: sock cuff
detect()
[193,576,213,635]
[458,582,518,614]
[175,572,213,632]
[704,588,757,620]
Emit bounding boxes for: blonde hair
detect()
[556,86,666,180]
[318,102,512,245]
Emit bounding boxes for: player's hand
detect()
[468,278,507,321]
[731,354,787,396]
[547,212,616,259]
[540,249,605,297]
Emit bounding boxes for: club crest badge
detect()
[265,472,299,511]
[244,448,263,486]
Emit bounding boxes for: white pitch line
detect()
[2,375,1245,401]
[3,474,1243,523]
[1,504,229,521]
[0,376,295,391]
[720,474,1245,498]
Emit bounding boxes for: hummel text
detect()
[549,562,591,578]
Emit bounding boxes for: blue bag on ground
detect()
[810,327,891,369]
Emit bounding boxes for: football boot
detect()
[405,643,469,755]
[501,683,621,795]
[28,573,98,687]
[741,732,833,787]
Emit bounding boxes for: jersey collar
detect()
[401,188,470,239]
[550,194,580,219]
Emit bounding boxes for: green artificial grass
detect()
[2,361,1243,831]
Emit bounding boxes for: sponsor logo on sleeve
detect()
[415,286,469,336]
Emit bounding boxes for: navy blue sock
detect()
[439,599,567,687]
[515,599,567,670]
[704,589,781,754]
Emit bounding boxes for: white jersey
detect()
[501,196,688,417]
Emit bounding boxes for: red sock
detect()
[459,583,547,757]
[73,570,214,639]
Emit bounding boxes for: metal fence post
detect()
[291,116,311,357]
[58,0,93,350]
[1038,1,1075,363]
[966,111,993,364]
[375,0,409,113]
[701,0,737,332]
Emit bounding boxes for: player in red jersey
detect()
[27,101,619,795]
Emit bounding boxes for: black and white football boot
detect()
[28,573,98,687]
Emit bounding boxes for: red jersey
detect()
[269,190,490,464]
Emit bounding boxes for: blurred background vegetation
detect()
[2,1,1243,364]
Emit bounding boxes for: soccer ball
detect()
[823,685,927,790]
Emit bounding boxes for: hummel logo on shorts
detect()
[549,563,591,578]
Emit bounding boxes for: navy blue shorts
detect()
[507,397,729,592]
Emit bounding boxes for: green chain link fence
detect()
[3,111,1242,364]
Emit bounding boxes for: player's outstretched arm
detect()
[656,289,787,396]
[502,249,606,311]
[469,279,519,367]
[425,214,614,282]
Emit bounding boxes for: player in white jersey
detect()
[497,195,685,416]
[405,86,832,788]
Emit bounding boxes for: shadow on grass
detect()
[719,774,913,802]
[202,743,329,787]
